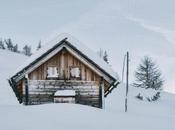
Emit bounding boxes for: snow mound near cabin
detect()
[0,49,27,105]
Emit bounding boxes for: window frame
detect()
[69,66,81,80]
[46,66,59,79]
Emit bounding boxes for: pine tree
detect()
[23,45,32,56]
[97,49,109,64]
[5,38,13,51]
[133,56,163,101]
[0,39,5,49]
[13,44,19,52]
[37,40,42,50]
[97,48,104,58]
[103,51,109,64]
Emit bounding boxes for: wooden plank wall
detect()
[23,80,100,107]
[28,49,101,82]
[18,49,112,107]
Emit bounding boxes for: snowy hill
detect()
[0,49,27,105]
[0,49,175,130]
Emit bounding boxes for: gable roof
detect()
[10,34,119,83]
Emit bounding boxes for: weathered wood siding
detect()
[28,49,101,82]
[20,49,111,108]
[16,80,23,100]
[23,80,100,107]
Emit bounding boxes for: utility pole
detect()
[125,52,129,112]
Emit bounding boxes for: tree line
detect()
[0,38,42,56]
[0,38,108,63]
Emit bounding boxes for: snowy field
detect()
[0,49,175,130]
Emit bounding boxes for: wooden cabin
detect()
[9,34,119,108]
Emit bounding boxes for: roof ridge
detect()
[10,34,119,82]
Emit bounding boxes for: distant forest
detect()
[0,38,42,56]
[0,38,110,64]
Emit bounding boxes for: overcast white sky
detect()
[1,0,175,93]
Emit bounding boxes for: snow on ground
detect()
[106,84,175,119]
[0,50,175,130]
[0,85,174,130]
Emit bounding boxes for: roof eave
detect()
[10,38,68,82]
[64,40,118,82]
[10,37,118,84]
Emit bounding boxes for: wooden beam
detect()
[28,80,98,86]
[24,75,29,105]
[104,81,120,97]
[99,77,104,109]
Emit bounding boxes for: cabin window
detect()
[47,67,59,78]
[70,67,81,79]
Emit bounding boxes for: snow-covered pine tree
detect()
[13,44,19,53]
[36,40,42,50]
[23,45,32,56]
[103,51,109,64]
[133,56,164,101]
[5,38,13,51]
[97,48,104,58]
[97,49,109,64]
[0,39,5,49]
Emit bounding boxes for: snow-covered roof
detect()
[54,90,76,96]
[11,33,119,81]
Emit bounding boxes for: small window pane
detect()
[70,67,80,78]
[47,67,59,78]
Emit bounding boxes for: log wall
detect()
[23,80,101,107]
[19,48,111,108]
